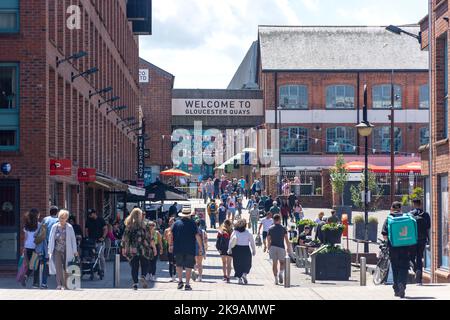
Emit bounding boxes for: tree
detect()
[350,171,384,211]
[329,154,348,206]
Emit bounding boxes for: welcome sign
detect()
[172,99,263,116]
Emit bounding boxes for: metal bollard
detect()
[284,255,291,288]
[360,257,366,286]
[114,254,120,288]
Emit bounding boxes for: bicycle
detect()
[373,238,390,285]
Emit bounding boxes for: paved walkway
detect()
[1,200,447,300]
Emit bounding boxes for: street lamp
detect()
[386,25,422,44]
[356,85,374,254]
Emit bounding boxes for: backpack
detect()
[387,214,418,247]
[34,223,47,245]
[216,232,229,252]
[411,209,430,241]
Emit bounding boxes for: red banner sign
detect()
[50,159,72,176]
[78,168,96,182]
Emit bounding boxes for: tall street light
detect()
[356,85,374,254]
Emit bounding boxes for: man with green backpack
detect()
[381,201,418,299]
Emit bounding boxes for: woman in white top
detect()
[22,209,41,288]
[227,219,256,285]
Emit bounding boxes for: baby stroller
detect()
[80,238,104,280]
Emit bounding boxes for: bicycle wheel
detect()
[373,257,389,285]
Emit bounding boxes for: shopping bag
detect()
[16,255,27,283]
[66,257,81,290]
[28,252,40,271]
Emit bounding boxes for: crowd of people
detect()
[18,174,431,298]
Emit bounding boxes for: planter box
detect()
[353,222,378,242]
[353,222,365,240]
[333,206,352,224]
[313,252,351,281]
[322,229,343,245]
[368,223,378,242]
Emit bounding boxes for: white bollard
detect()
[360,257,366,286]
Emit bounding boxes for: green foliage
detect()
[352,214,365,224]
[321,223,344,232]
[329,154,349,206]
[317,244,350,255]
[350,171,384,211]
[368,216,378,224]
[401,195,410,206]
[410,187,424,201]
[297,219,317,227]
[315,187,322,195]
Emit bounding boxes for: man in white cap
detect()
[171,206,203,291]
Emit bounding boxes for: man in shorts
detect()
[258,212,273,252]
[267,214,292,285]
[171,207,203,291]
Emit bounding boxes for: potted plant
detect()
[367,216,378,243]
[297,219,316,233]
[330,155,351,222]
[401,195,411,213]
[315,187,322,195]
[352,214,365,240]
[313,244,351,281]
[321,223,344,245]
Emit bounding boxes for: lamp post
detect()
[356,85,374,254]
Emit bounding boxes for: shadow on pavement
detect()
[405,296,436,300]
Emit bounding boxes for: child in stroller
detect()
[80,238,105,280]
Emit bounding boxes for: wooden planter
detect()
[313,251,351,281]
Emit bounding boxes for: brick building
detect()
[228,26,429,208]
[419,0,450,282]
[139,58,174,183]
[0,0,150,267]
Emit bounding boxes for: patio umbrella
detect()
[159,168,191,177]
[394,162,422,174]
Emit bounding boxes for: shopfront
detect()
[0,179,20,265]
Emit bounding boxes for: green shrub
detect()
[297,219,316,227]
[401,195,410,206]
[353,214,364,224]
[368,216,378,224]
[321,223,344,232]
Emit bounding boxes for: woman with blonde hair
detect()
[216,219,233,283]
[121,208,156,290]
[48,209,78,290]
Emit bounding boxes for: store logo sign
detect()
[78,168,96,182]
[139,69,149,83]
[50,159,72,176]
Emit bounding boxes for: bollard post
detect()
[284,255,291,288]
[114,254,120,288]
[360,257,366,286]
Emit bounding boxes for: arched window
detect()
[326,85,355,109]
[279,85,308,109]
[372,84,402,109]
[326,127,356,153]
[372,127,402,153]
[280,127,308,153]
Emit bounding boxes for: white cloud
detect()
[140,0,427,89]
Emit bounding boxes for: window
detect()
[279,85,308,109]
[326,127,356,153]
[372,84,402,109]
[326,85,355,109]
[0,63,19,151]
[439,175,449,269]
[372,127,402,153]
[420,127,430,146]
[419,85,429,109]
[280,127,308,153]
[0,0,19,33]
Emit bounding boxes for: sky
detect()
[139,0,428,89]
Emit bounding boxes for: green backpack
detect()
[387,214,418,247]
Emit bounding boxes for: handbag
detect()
[16,255,28,283]
[34,223,47,245]
[255,235,262,247]
[28,252,40,271]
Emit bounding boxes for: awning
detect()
[128,185,146,196]
[90,173,128,191]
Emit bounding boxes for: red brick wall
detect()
[0,0,140,256]
[139,60,174,168]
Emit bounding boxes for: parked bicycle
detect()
[373,238,390,285]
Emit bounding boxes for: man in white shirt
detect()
[258,212,273,252]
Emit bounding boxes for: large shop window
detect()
[0,63,19,151]
[372,126,402,153]
[279,85,308,109]
[280,127,308,153]
[326,127,356,153]
[419,84,429,109]
[0,180,19,264]
[0,0,19,33]
[420,127,429,146]
[326,85,355,109]
[372,84,402,109]
[439,175,449,269]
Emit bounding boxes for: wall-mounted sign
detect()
[50,159,72,176]
[144,149,150,158]
[1,163,11,175]
[77,168,96,182]
[137,136,145,180]
[139,69,149,83]
[172,99,264,116]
